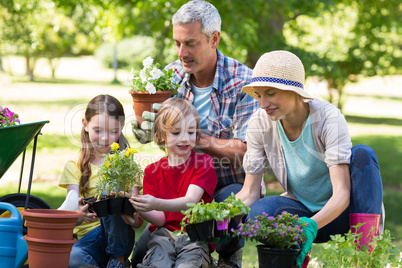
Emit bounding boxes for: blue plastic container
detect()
[0,202,28,268]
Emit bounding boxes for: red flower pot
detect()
[129,90,172,126]
[21,209,80,240]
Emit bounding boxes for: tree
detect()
[0,0,100,80]
[285,0,402,108]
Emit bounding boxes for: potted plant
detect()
[232,211,308,268]
[314,224,401,267]
[0,106,20,127]
[84,142,143,217]
[177,194,250,242]
[214,193,250,238]
[178,200,217,242]
[126,56,179,127]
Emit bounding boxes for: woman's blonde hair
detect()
[153,98,200,151]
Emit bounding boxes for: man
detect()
[132,1,260,267]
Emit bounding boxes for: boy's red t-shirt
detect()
[143,151,218,232]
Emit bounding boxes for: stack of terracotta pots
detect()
[21,209,80,268]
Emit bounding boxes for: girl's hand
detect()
[121,212,144,228]
[129,195,157,212]
[78,197,98,223]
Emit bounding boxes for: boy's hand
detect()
[121,212,144,228]
[129,195,157,212]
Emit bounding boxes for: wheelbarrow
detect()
[0,121,51,267]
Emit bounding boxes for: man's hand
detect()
[132,103,161,144]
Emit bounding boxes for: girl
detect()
[236,51,383,268]
[124,98,218,268]
[59,94,142,268]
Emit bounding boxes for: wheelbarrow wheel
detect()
[0,193,51,235]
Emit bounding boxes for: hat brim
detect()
[242,81,313,100]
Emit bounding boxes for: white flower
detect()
[139,69,147,82]
[150,67,164,80]
[143,56,154,68]
[145,82,156,94]
[125,68,134,87]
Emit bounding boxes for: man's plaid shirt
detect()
[166,49,260,188]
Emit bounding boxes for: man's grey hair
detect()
[172,0,221,40]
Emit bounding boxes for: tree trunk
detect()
[25,55,31,76]
[154,23,170,65]
[48,58,57,79]
[0,55,3,72]
[246,10,286,67]
[112,44,119,83]
[25,54,36,81]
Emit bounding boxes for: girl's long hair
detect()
[78,94,129,196]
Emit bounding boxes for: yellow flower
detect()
[125,152,130,157]
[111,142,119,151]
[105,161,110,168]
[127,148,137,154]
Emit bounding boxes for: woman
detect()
[236,50,383,267]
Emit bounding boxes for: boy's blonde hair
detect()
[153,98,200,151]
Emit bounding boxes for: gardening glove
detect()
[132,103,161,144]
[296,217,318,268]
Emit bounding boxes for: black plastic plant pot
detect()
[108,196,124,215]
[121,197,135,215]
[194,220,215,242]
[185,223,199,242]
[229,214,244,231]
[256,245,301,268]
[90,198,109,217]
[215,218,229,238]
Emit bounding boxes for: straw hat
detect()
[242,50,313,99]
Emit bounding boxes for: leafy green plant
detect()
[96,142,144,200]
[224,192,250,218]
[175,194,250,236]
[315,225,401,267]
[232,211,307,249]
[126,56,179,95]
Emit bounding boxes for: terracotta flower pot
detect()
[21,209,80,240]
[129,90,172,126]
[24,236,77,268]
[21,209,80,268]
